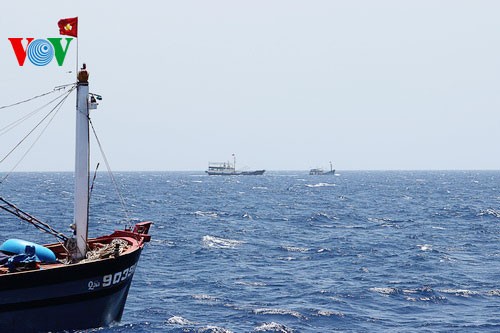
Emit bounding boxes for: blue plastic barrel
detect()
[0,239,57,263]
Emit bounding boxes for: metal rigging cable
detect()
[0,89,75,137]
[0,84,74,111]
[0,86,76,184]
[0,197,68,242]
[89,119,132,227]
[0,85,75,243]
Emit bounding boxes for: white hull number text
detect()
[88,263,137,291]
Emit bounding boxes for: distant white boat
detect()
[206,155,265,176]
[309,162,335,175]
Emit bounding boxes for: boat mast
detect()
[233,154,236,173]
[73,65,90,260]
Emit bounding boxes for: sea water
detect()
[1,171,499,332]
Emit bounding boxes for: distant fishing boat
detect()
[309,162,335,175]
[206,155,265,176]
[0,64,151,331]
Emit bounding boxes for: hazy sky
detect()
[1,1,500,171]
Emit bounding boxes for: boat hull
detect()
[0,236,144,332]
[240,170,265,175]
[206,169,265,176]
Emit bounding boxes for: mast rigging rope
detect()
[0,84,74,111]
[0,197,68,242]
[0,86,75,184]
[0,89,74,137]
[89,119,132,227]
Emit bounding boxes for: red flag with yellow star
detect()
[58,17,78,37]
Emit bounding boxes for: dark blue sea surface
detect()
[1,171,499,332]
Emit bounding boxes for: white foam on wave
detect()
[438,289,479,297]
[166,315,195,325]
[281,245,309,253]
[479,208,500,218]
[152,239,175,247]
[195,211,219,218]
[192,294,218,302]
[305,182,335,188]
[254,321,294,332]
[418,244,432,251]
[200,325,234,333]
[317,310,345,317]
[202,235,244,249]
[277,256,296,261]
[242,212,253,219]
[369,287,399,295]
[487,290,500,296]
[235,281,267,287]
[253,308,305,319]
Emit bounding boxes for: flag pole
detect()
[76,36,79,76]
[57,17,79,81]
[76,17,79,77]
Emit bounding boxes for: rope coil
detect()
[81,239,130,263]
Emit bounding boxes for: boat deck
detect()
[0,233,140,275]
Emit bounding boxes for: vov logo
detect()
[8,38,73,66]
[8,17,77,67]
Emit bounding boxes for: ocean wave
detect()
[316,310,345,317]
[370,287,400,295]
[195,211,220,218]
[305,183,335,188]
[280,245,310,253]
[202,235,244,249]
[235,281,267,287]
[166,315,195,325]
[253,308,305,319]
[487,290,500,296]
[254,322,294,332]
[371,286,449,302]
[431,226,446,230]
[200,326,234,333]
[418,244,433,251]
[438,289,479,297]
[151,239,175,247]
[478,208,500,218]
[192,294,219,302]
[307,212,338,223]
[277,256,297,261]
[368,217,413,225]
[404,295,447,302]
[368,217,395,223]
[242,212,253,219]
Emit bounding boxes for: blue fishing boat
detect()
[0,65,151,332]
